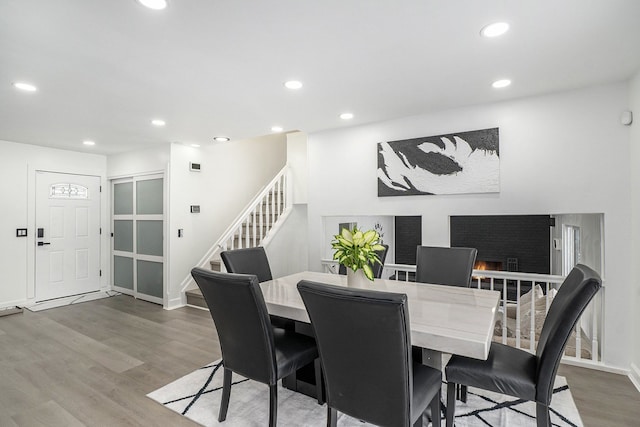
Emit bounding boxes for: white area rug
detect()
[147,360,583,427]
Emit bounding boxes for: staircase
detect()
[183,167,288,308]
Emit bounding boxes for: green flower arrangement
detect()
[331,226,385,281]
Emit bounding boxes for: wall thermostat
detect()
[190,205,200,213]
[189,162,201,172]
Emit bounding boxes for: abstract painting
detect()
[377,127,499,196]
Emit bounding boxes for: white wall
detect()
[168,135,287,307]
[629,70,640,385]
[307,83,633,370]
[264,204,309,278]
[286,132,308,204]
[0,140,108,308]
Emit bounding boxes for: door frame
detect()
[110,173,167,305]
[34,171,102,302]
[26,165,108,304]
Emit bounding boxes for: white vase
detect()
[346,268,371,288]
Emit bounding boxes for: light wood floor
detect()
[0,295,637,426]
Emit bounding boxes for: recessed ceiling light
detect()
[480,22,509,38]
[13,82,37,92]
[137,0,167,10]
[151,119,166,126]
[271,126,284,132]
[340,112,354,120]
[492,79,511,88]
[213,136,230,142]
[284,80,303,90]
[83,140,96,146]
[191,144,200,148]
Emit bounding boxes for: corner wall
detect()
[629,70,640,388]
[307,82,632,370]
[167,134,287,308]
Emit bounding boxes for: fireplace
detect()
[450,215,551,275]
[474,260,503,271]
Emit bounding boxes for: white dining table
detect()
[260,271,501,368]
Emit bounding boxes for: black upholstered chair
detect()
[445,264,602,427]
[220,246,295,329]
[338,244,389,279]
[220,247,273,282]
[415,246,477,287]
[298,280,443,427]
[190,268,321,427]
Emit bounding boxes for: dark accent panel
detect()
[450,215,551,274]
[394,216,422,265]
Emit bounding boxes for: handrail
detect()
[216,167,288,248]
[180,166,289,296]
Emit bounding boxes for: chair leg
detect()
[536,402,551,427]
[269,384,278,427]
[314,358,325,404]
[327,406,337,427]
[430,388,441,427]
[446,382,456,427]
[218,368,232,422]
[460,385,467,403]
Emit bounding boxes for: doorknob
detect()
[37,242,51,246]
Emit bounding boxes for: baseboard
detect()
[630,363,640,393]
[166,296,186,310]
[560,358,629,375]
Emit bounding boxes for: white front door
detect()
[35,171,101,301]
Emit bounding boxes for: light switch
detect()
[16,228,27,237]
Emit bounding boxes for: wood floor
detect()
[0,295,637,426]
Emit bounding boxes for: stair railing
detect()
[180,166,289,296]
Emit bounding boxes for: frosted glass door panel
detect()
[137,260,163,298]
[114,220,133,252]
[137,221,163,256]
[114,182,133,215]
[136,179,163,215]
[113,256,134,290]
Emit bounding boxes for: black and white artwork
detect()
[377,128,500,196]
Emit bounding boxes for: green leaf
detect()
[363,264,374,281]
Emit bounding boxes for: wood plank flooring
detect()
[0,294,637,426]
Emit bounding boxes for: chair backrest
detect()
[220,247,273,282]
[297,280,414,427]
[338,244,389,279]
[415,246,477,287]
[535,263,602,404]
[190,268,276,384]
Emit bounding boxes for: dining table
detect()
[259,271,500,395]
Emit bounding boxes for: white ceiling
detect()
[1,0,640,155]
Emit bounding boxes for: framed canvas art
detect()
[377,127,499,196]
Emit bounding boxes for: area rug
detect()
[147,360,583,426]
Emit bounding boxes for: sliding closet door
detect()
[111,174,165,304]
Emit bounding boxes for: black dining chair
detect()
[220,246,273,282]
[220,246,294,329]
[445,264,602,427]
[298,280,443,427]
[190,268,322,427]
[415,246,478,287]
[338,243,389,279]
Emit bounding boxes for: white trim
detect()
[560,358,628,375]
[630,363,640,392]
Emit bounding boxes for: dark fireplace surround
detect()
[450,215,552,275]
